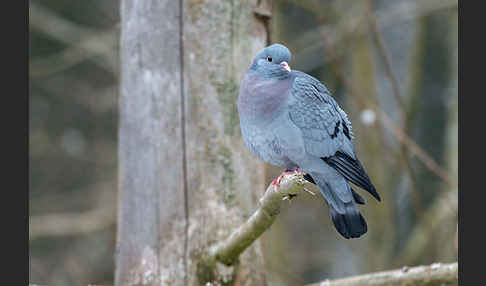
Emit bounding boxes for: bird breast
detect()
[237,72,292,125]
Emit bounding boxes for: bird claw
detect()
[271,169,300,191]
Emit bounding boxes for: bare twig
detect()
[206,173,308,266]
[365,0,428,216]
[289,0,458,72]
[29,2,100,41]
[397,191,458,265]
[376,108,456,188]
[306,262,458,286]
[29,207,115,240]
[358,3,459,258]
[29,2,118,77]
[366,0,406,117]
[29,28,118,78]
[29,188,116,240]
[377,0,458,28]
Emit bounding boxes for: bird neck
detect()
[238,71,291,124]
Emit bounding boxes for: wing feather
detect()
[288,71,353,158]
[288,71,380,201]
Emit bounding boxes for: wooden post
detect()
[116,0,271,285]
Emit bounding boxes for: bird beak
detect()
[280,61,291,72]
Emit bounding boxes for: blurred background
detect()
[29,0,458,285]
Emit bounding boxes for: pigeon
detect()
[237,44,381,239]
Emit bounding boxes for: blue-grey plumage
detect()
[238,44,380,239]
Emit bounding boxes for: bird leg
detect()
[271,167,302,191]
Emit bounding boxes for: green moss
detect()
[216,80,240,136]
[217,145,236,206]
[196,255,216,285]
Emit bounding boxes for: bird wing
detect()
[288,71,354,158]
[288,71,380,201]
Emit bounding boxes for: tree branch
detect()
[198,172,309,279]
[29,2,118,77]
[376,108,456,188]
[29,188,116,240]
[213,172,308,265]
[306,262,458,286]
[29,27,118,78]
[198,180,457,286]
[397,191,457,265]
[197,168,458,286]
[29,206,115,240]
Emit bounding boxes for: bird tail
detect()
[308,172,368,239]
[329,202,367,239]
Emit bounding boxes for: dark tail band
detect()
[329,203,367,239]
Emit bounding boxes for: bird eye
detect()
[267,57,273,62]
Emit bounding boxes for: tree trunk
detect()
[116,0,271,285]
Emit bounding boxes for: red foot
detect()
[271,168,301,191]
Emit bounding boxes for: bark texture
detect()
[307,262,458,286]
[116,0,271,285]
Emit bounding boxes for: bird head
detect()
[250,44,292,78]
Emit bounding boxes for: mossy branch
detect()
[212,172,307,265]
[307,262,458,286]
[198,172,309,281]
[197,174,458,286]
